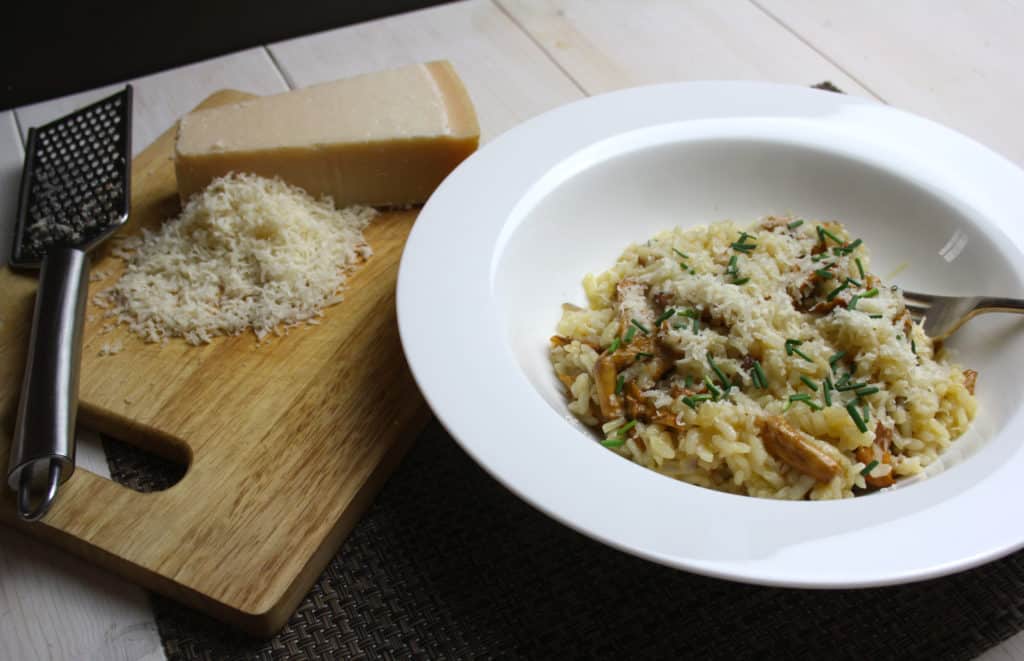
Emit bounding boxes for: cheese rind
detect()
[174,61,480,206]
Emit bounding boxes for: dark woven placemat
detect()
[105,419,1024,661]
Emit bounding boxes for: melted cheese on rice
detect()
[549,218,977,500]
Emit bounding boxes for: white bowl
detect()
[397,81,1024,588]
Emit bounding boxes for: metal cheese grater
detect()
[7,86,132,521]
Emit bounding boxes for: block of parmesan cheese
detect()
[174,61,480,207]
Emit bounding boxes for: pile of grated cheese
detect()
[96,172,376,345]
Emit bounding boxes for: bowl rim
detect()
[397,81,1024,588]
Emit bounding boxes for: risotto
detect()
[549,218,978,500]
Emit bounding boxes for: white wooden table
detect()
[2,1,1022,658]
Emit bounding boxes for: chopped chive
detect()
[704,375,722,400]
[678,308,699,319]
[814,268,834,279]
[624,325,637,343]
[635,352,654,360]
[680,262,690,270]
[727,255,738,273]
[787,219,805,230]
[654,308,676,325]
[732,277,750,285]
[692,318,701,333]
[828,350,846,368]
[791,347,813,363]
[731,242,756,253]
[750,367,763,389]
[753,360,768,389]
[738,231,751,242]
[785,339,813,362]
[855,386,880,397]
[787,393,821,411]
[631,319,650,335]
[856,257,866,280]
[860,460,879,476]
[672,248,689,259]
[861,288,879,299]
[836,372,852,388]
[614,374,625,395]
[862,403,870,421]
[811,253,827,262]
[836,381,868,392]
[844,238,863,253]
[869,314,883,319]
[672,322,686,330]
[707,353,730,388]
[684,374,694,388]
[602,419,637,445]
[849,294,862,310]
[846,402,869,433]
[911,339,917,355]
[823,377,833,406]
[800,375,819,391]
[818,226,844,245]
[608,337,621,353]
[826,281,849,301]
[846,276,862,287]
[683,395,713,410]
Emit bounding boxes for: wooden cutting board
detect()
[0,90,431,635]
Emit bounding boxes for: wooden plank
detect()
[980,634,1024,660]
[496,0,877,98]
[15,48,289,156]
[0,111,165,661]
[0,527,164,661]
[268,0,585,143]
[753,0,1024,166]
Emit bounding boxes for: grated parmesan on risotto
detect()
[549,217,978,500]
[95,173,377,345]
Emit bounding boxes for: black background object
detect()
[1,0,452,110]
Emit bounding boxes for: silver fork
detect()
[902,290,1024,341]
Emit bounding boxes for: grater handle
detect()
[7,246,89,520]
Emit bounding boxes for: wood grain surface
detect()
[0,90,431,635]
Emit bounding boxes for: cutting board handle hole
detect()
[101,435,188,492]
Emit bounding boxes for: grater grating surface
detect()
[11,87,132,267]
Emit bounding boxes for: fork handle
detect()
[6,246,89,521]
[976,296,1024,314]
